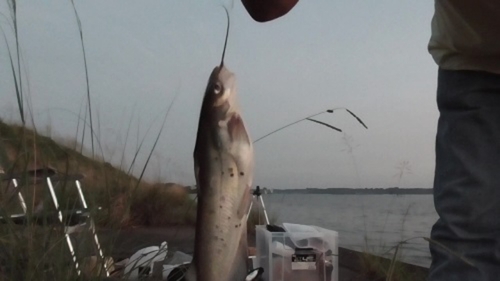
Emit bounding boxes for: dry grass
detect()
[358,250,428,281]
[0,119,195,228]
[0,1,191,278]
[129,183,196,226]
[0,119,196,280]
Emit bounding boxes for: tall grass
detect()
[0,2,191,280]
[4,0,24,125]
[357,197,474,281]
[70,0,94,158]
[356,235,475,281]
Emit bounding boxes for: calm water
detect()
[257,194,438,268]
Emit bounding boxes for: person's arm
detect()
[241,0,299,22]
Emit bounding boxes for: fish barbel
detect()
[184,7,254,281]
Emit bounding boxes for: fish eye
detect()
[214,83,222,94]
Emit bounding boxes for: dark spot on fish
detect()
[228,167,234,173]
[221,171,224,175]
[219,205,222,209]
[239,223,242,226]
[220,196,225,202]
[220,238,224,241]
[228,216,231,220]
[230,173,234,177]
[215,225,219,229]
[240,172,244,176]
[235,225,238,228]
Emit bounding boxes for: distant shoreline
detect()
[268,187,433,195]
[187,187,433,195]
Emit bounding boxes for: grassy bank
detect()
[0,119,274,280]
[0,119,196,228]
[0,119,198,280]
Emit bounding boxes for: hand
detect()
[241,0,299,22]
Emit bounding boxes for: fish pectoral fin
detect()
[245,267,264,281]
[227,114,251,145]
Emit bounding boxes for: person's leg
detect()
[429,68,500,280]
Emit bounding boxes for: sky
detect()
[0,0,438,189]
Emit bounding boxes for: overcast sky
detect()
[0,0,438,189]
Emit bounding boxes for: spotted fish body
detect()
[185,63,254,281]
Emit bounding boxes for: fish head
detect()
[203,64,239,123]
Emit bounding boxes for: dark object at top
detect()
[241,0,299,22]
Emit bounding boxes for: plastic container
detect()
[255,224,338,281]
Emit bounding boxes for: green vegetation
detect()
[0,120,195,228]
[0,119,197,280]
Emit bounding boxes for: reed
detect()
[0,2,188,279]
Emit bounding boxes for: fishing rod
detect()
[253,107,367,144]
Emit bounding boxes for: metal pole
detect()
[246,186,270,225]
[259,195,270,225]
[246,200,254,220]
[12,179,27,214]
[46,177,81,276]
[75,180,109,277]
[75,180,88,209]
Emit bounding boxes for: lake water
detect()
[256,194,438,268]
